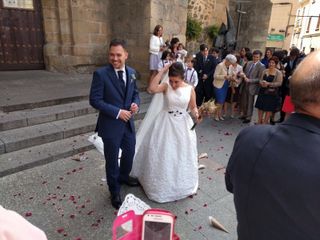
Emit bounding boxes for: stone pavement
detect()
[0,115,251,240]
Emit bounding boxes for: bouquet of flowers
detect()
[191,99,217,130]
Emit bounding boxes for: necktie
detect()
[248,63,255,78]
[118,70,125,92]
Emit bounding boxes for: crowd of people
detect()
[148,25,307,125]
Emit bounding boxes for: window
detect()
[306,17,312,33]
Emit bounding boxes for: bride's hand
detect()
[161,64,171,73]
[196,115,203,124]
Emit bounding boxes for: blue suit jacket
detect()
[89,64,140,139]
[226,113,320,240]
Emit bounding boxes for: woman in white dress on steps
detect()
[131,62,201,203]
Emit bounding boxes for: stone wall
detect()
[41,0,188,82]
[187,0,228,54]
[229,0,272,52]
[42,0,110,73]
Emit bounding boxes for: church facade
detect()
[0,0,273,81]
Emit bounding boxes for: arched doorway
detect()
[0,0,45,70]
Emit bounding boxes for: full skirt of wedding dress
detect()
[131,93,198,203]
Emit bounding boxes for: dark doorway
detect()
[0,0,45,70]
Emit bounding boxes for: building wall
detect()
[42,0,111,73]
[187,0,228,54]
[266,0,298,51]
[291,0,320,54]
[229,0,272,52]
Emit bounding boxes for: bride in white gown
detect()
[131,62,200,203]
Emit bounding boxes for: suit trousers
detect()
[195,78,214,106]
[102,123,136,194]
[240,89,255,120]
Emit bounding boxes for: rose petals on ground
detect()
[57,228,64,234]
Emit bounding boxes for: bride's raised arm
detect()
[148,65,170,94]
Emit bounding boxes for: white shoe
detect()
[230,114,235,119]
[219,116,225,121]
[214,117,220,121]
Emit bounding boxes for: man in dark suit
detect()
[239,50,265,123]
[225,50,320,240]
[194,44,218,106]
[89,39,140,209]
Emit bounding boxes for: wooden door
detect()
[0,0,45,70]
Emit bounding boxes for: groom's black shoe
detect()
[111,193,122,210]
[120,176,140,187]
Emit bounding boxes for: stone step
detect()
[0,119,143,177]
[0,103,149,155]
[0,113,98,154]
[0,100,97,131]
[0,92,152,131]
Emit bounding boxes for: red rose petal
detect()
[87,210,94,215]
[57,228,64,233]
[70,214,75,219]
[25,212,32,217]
[69,196,75,201]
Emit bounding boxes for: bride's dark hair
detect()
[168,62,185,79]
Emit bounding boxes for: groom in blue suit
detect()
[90,39,140,209]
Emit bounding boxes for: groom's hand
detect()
[119,110,132,122]
[130,103,139,114]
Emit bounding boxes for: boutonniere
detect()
[130,73,136,83]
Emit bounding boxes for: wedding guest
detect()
[261,48,273,68]
[131,62,200,203]
[158,50,174,70]
[213,54,237,121]
[210,47,221,63]
[184,55,198,88]
[239,50,265,124]
[239,47,251,66]
[224,55,244,118]
[169,37,180,59]
[226,50,320,240]
[148,25,165,90]
[195,44,218,106]
[176,43,188,63]
[279,47,303,122]
[255,56,283,124]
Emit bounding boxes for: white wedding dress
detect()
[131,76,198,203]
